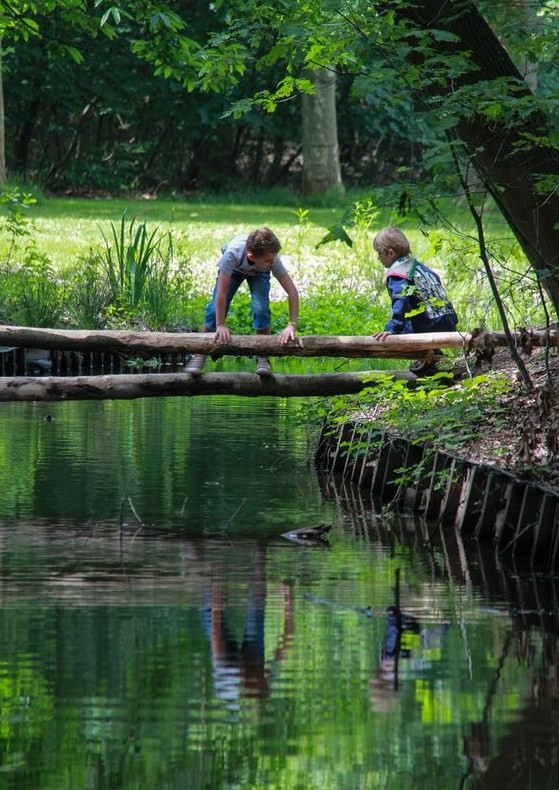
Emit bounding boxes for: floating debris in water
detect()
[281,523,332,546]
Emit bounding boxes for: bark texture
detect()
[0,371,416,402]
[394,0,559,311]
[301,68,343,195]
[0,326,552,357]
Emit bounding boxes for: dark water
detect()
[0,397,558,789]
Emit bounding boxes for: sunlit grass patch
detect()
[0,189,545,336]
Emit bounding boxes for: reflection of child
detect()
[372,227,458,342]
[380,605,421,663]
[202,577,294,710]
[202,581,268,706]
[369,606,422,712]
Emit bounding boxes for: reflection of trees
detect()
[5,465,559,787]
[460,629,514,785]
[463,630,559,788]
[321,470,559,788]
[0,537,299,788]
[0,396,319,532]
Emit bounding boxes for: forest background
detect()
[0,0,558,481]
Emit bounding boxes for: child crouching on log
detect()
[372,227,458,374]
[186,227,299,376]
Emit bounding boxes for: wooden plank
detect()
[423,451,454,519]
[531,494,559,564]
[495,482,527,553]
[474,471,510,539]
[378,437,410,502]
[399,442,426,511]
[439,458,467,524]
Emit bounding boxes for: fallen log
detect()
[0,325,555,358]
[0,370,416,402]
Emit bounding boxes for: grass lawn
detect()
[0,189,538,337]
[27,194,382,268]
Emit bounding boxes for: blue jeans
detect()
[204,270,271,331]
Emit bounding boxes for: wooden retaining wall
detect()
[315,419,559,571]
[318,473,559,634]
[0,347,187,377]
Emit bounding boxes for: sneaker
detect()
[255,356,273,376]
[186,354,207,374]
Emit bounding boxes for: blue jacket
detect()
[384,255,458,335]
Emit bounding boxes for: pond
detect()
[0,395,558,789]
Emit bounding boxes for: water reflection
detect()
[202,545,294,709]
[323,472,559,789]
[370,569,425,709]
[0,397,329,534]
[0,398,558,788]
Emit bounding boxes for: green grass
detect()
[0,188,543,337]
[25,194,377,267]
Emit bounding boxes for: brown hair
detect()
[373,227,411,257]
[246,227,281,257]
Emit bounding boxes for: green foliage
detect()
[0,187,65,326]
[299,290,384,336]
[63,254,111,329]
[0,186,37,247]
[367,373,510,449]
[311,372,511,468]
[425,227,544,332]
[303,370,513,497]
[0,191,552,340]
[100,213,164,309]
[2,254,66,328]
[95,213,192,330]
[3,0,558,216]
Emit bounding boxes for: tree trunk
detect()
[519,0,539,93]
[394,0,559,313]
[0,371,415,402]
[0,326,553,357]
[301,68,344,196]
[0,42,6,187]
[0,326,559,359]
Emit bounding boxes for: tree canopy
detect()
[2,1,559,309]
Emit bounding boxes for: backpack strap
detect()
[408,258,419,281]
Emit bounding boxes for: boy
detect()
[186,227,299,375]
[372,227,458,372]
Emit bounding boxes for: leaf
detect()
[65,45,84,64]
[100,7,121,26]
[315,225,354,249]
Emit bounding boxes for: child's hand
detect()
[278,323,299,346]
[215,324,232,344]
[373,331,393,342]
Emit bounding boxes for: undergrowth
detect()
[303,371,512,484]
[0,185,550,339]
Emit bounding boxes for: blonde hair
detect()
[373,227,411,257]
